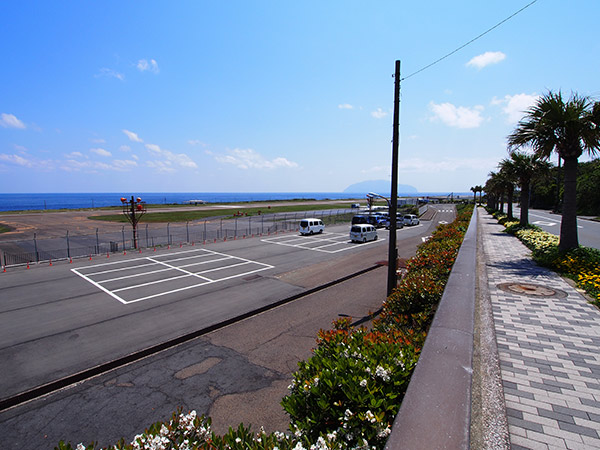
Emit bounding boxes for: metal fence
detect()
[0,209,355,268]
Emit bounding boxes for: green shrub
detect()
[281,326,419,449]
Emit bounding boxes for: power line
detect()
[401,0,539,81]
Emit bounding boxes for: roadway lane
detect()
[512,206,600,250]
[0,206,454,403]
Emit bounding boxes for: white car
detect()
[350,224,378,243]
[299,218,324,235]
[403,214,420,226]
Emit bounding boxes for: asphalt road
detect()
[512,206,600,250]
[0,205,455,401]
[0,205,455,449]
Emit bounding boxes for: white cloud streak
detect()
[122,129,143,142]
[145,143,198,169]
[429,102,484,129]
[0,153,33,167]
[491,93,539,123]
[137,59,159,73]
[211,148,299,170]
[371,108,388,119]
[96,68,125,81]
[338,104,354,109]
[466,51,506,69]
[90,148,112,157]
[0,113,26,129]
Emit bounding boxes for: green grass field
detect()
[89,203,357,223]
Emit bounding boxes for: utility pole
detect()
[121,196,147,249]
[387,60,401,297]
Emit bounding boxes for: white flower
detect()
[377,426,391,438]
[235,437,242,443]
[293,441,307,450]
[360,379,367,387]
[76,445,86,450]
[344,409,353,421]
[375,366,390,382]
[327,430,337,441]
[365,410,377,423]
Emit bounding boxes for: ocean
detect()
[0,192,470,212]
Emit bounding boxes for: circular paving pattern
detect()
[496,282,568,298]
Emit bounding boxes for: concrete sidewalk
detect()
[480,209,600,449]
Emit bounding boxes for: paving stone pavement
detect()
[481,211,600,450]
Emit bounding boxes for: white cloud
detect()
[90,138,106,144]
[371,108,388,119]
[120,145,131,152]
[96,68,125,81]
[65,151,84,158]
[131,154,139,160]
[400,157,497,173]
[113,159,138,170]
[338,104,354,110]
[137,59,159,73]
[211,148,299,170]
[122,129,143,142]
[147,160,176,173]
[491,93,539,123]
[466,51,506,69]
[360,165,390,174]
[0,153,32,167]
[90,148,112,157]
[429,102,484,129]
[0,113,26,129]
[187,139,207,146]
[145,143,198,169]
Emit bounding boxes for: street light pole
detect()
[387,60,401,297]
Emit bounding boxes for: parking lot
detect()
[72,248,275,304]
[261,231,384,253]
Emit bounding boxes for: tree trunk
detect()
[507,186,514,220]
[559,157,579,251]
[520,181,529,227]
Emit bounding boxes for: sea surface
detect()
[0,192,470,212]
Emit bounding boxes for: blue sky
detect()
[1,1,599,194]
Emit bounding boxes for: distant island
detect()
[343,180,418,195]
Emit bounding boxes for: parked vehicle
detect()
[351,203,361,209]
[299,218,324,235]
[350,224,378,243]
[352,214,387,228]
[384,214,405,229]
[403,214,420,226]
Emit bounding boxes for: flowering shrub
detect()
[494,212,600,308]
[281,326,419,449]
[514,228,559,254]
[376,206,473,336]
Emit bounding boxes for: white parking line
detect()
[71,248,274,304]
[261,232,384,253]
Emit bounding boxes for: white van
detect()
[299,218,324,235]
[403,214,420,226]
[350,224,378,243]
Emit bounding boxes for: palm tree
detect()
[507,91,600,251]
[500,152,551,226]
[475,185,484,206]
[470,186,478,204]
[497,160,516,221]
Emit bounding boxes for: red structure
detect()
[121,196,147,249]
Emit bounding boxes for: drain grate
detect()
[497,282,567,298]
